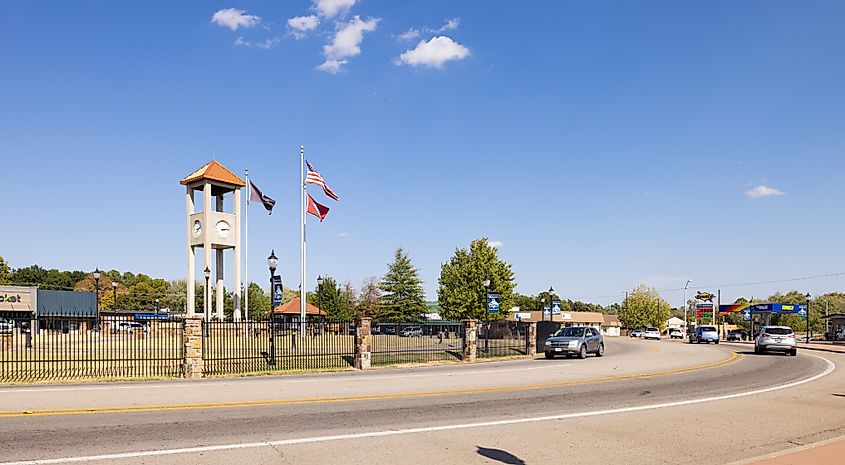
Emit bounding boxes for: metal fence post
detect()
[182,317,204,379]
[354,317,372,370]
[462,319,477,362]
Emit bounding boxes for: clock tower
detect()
[181,160,244,321]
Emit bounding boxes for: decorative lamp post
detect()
[112,281,118,312]
[93,268,101,330]
[203,266,211,323]
[548,286,556,322]
[540,297,546,322]
[317,275,324,330]
[683,279,692,340]
[155,298,160,319]
[267,251,279,366]
[484,277,491,353]
[805,293,811,344]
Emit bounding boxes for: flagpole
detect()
[244,168,249,322]
[300,145,307,337]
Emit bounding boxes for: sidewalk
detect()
[738,436,845,465]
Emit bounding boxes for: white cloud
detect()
[398,28,420,41]
[745,185,786,199]
[211,8,261,31]
[318,16,379,73]
[337,232,350,237]
[313,0,357,18]
[317,59,348,73]
[396,36,470,68]
[488,240,503,249]
[433,17,460,33]
[288,15,320,39]
[234,36,282,49]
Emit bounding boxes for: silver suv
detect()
[544,327,604,359]
[689,325,719,344]
[755,326,797,356]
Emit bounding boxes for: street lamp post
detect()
[155,298,160,319]
[540,298,545,322]
[683,279,692,340]
[93,268,101,331]
[548,287,556,323]
[203,266,211,323]
[267,251,278,367]
[484,277,491,354]
[112,281,118,312]
[317,275,324,335]
[805,293,811,344]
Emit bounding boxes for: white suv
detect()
[643,327,661,340]
[755,326,797,356]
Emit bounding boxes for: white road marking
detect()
[0,354,834,465]
[0,364,568,393]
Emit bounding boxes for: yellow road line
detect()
[0,351,742,419]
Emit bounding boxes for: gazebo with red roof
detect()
[272,297,326,321]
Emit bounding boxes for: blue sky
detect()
[2,0,844,305]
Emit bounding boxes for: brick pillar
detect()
[354,317,372,370]
[182,317,204,379]
[527,322,537,356]
[462,319,477,362]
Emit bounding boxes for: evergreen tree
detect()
[379,247,427,322]
[437,238,516,321]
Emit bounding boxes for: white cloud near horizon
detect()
[396,36,470,68]
[488,240,503,249]
[313,0,356,18]
[287,15,320,39]
[745,185,786,199]
[211,8,261,31]
[318,16,379,73]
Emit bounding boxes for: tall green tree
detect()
[314,276,349,322]
[246,282,271,320]
[0,256,11,285]
[339,281,357,321]
[437,238,516,321]
[356,277,381,318]
[620,285,671,331]
[379,247,427,322]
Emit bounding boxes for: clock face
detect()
[215,220,231,239]
[192,220,202,238]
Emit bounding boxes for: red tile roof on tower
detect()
[272,297,326,316]
[180,160,246,187]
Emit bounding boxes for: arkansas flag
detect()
[306,193,330,222]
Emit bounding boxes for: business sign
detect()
[543,306,550,318]
[551,299,562,315]
[271,276,283,307]
[696,291,715,302]
[749,303,807,315]
[696,303,714,319]
[742,309,751,321]
[0,286,35,312]
[134,313,170,321]
[486,292,501,314]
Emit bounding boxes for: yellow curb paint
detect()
[0,351,741,419]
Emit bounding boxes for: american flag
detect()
[305,160,339,201]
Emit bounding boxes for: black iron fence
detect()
[202,319,355,376]
[0,313,183,382]
[371,321,465,366]
[479,321,529,358]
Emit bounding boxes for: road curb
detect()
[724,434,845,465]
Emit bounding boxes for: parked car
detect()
[380,325,397,335]
[726,329,748,342]
[689,326,719,344]
[399,326,422,337]
[0,321,13,334]
[118,322,149,333]
[544,326,604,359]
[643,327,661,340]
[629,329,645,338]
[669,328,684,339]
[755,326,797,356]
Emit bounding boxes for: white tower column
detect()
[186,186,196,317]
[233,188,242,322]
[215,194,224,320]
[203,182,212,320]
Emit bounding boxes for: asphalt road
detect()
[0,338,841,465]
